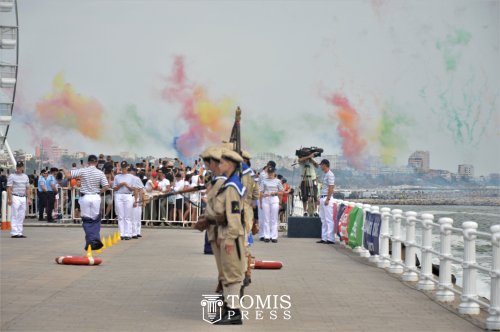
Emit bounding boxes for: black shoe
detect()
[264,238,270,243]
[259,237,265,241]
[313,213,319,217]
[271,239,278,243]
[326,240,335,244]
[316,240,326,243]
[214,308,242,325]
[120,237,125,240]
[11,235,20,238]
[137,234,142,238]
[38,217,45,221]
[304,212,308,216]
[132,236,138,239]
[91,242,103,250]
[124,237,131,240]
[243,276,251,287]
[17,235,27,238]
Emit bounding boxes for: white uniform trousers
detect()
[262,196,280,240]
[115,194,134,237]
[79,194,102,219]
[257,199,266,238]
[132,205,142,236]
[319,196,334,242]
[11,195,26,236]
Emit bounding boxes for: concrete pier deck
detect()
[1,226,484,331]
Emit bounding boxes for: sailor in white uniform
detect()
[7,161,32,238]
[317,159,335,244]
[113,161,138,240]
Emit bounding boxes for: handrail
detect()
[289,196,500,330]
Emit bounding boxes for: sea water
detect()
[386,204,500,299]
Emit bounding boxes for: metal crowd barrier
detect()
[142,191,203,227]
[2,187,204,226]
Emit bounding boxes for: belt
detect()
[80,193,99,196]
[12,193,26,197]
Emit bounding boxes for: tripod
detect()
[300,166,318,217]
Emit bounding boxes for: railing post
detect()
[436,217,454,302]
[59,187,64,223]
[486,224,500,330]
[459,221,480,314]
[377,207,391,268]
[368,206,380,264]
[359,204,371,258]
[71,188,75,221]
[1,191,7,230]
[389,209,403,274]
[402,211,418,281]
[7,199,11,230]
[418,213,435,290]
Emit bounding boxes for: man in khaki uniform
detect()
[213,149,246,325]
[241,150,259,286]
[199,147,227,293]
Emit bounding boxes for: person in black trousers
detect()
[37,169,48,220]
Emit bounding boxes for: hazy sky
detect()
[5,0,500,175]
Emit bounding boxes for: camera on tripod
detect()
[295,147,323,158]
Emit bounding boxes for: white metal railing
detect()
[330,199,500,330]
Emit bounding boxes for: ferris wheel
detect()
[0,0,18,166]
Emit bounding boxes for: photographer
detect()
[298,151,319,216]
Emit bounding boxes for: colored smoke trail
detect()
[117,104,145,148]
[376,104,410,165]
[325,94,367,169]
[160,56,234,159]
[436,28,471,72]
[243,118,286,152]
[35,72,105,140]
[421,76,497,146]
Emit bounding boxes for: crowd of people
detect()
[2,153,294,237]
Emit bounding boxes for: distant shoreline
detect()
[355,197,500,206]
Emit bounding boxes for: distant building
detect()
[120,151,131,159]
[74,152,87,159]
[325,154,349,170]
[458,164,474,178]
[427,169,452,181]
[408,150,430,171]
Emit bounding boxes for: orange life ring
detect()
[55,256,103,266]
[254,260,283,269]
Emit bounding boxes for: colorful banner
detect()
[339,205,353,245]
[363,212,382,255]
[335,203,346,239]
[348,207,365,249]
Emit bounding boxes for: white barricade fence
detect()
[327,199,500,330]
[142,190,203,227]
[14,187,203,226]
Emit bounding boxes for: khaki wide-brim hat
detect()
[207,147,222,161]
[221,148,243,163]
[200,147,211,159]
[241,150,251,160]
[220,142,235,151]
